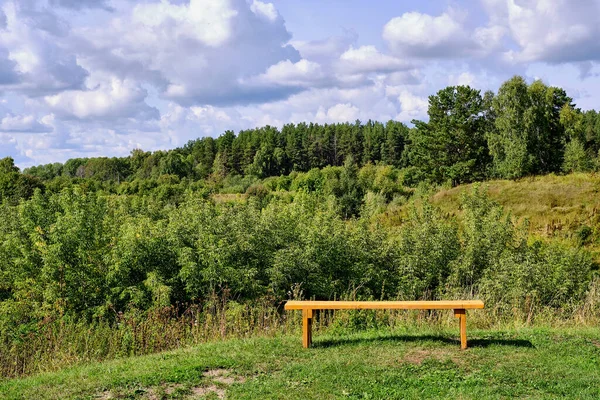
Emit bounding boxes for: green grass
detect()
[428,173,600,260]
[2,326,599,399]
[432,173,600,233]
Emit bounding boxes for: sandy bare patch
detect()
[144,388,159,400]
[164,383,184,394]
[204,368,246,384]
[189,385,225,399]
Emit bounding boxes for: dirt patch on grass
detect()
[93,370,246,399]
[402,348,462,366]
[189,385,225,399]
[164,383,184,395]
[204,368,246,384]
[181,368,247,399]
[95,391,113,399]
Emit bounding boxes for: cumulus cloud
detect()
[483,0,600,64]
[248,59,326,88]
[130,0,238,48]
[383,10,476,58]
[250,0,278,21]
[44,77,159,121]
[316,103,360,123]
[0,2,88,95]
[73,0,300,106]
[396,90,428,122]
[159,102,244,146]
[291,30,358,62]
[0,113,53,132]
[338,46,412,74]
[473,25,507,53]
[449,72,477,87]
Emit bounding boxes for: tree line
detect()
[9,76,598,198]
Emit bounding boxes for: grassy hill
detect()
[432,173,600,228]
[214,172,600,247]
[426,173,600,254]
[2,325,599,399]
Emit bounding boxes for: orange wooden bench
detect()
[284,300,484,350]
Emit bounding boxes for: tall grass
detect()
[3,282,600,379]
[0,295,294,378]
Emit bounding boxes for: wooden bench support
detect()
[302,308,313,348]
[454,308,467,350]
[285,301,483,350]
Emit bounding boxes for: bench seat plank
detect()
[284,300,484,310]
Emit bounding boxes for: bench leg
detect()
[302,309,313,348]
[454,309,467,350]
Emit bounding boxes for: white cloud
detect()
[44,77,158,121]
[449,72,476,87]
[316,103,360,123]
[131,0,238,48]
[474,25,506,53]
[250,0,278,22]
[484,0,600,64]
[383,10,475,58]
[396,90,428,122]
[0,2,88,95]
[291,31,358,62]
[250,59,325,87]
[338,45,411,74]
[157,102,262,147]
[0,113,52,132]
[73,0,300,106]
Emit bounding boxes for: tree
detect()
[488,76,572,179]
[0,157,20,203]
[407,85,490,185]
[336,156,363,218]
[0,157,44,204]
[159,151,191,178]
[563,139,593,173]
[382,120,407,167]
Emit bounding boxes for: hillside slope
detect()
[2,326,599,399]
[431,173,600,246]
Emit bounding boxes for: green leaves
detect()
[489,76,574,179]
[407,86,491,185]
[0,167,596,334]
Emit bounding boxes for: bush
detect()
[563,139,593,173]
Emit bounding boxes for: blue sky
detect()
[1,0,600,167]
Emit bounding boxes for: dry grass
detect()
[429,173,600,252]
[0,296,296,379]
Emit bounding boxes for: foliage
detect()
[487,77,573,178]
[407,86,491,185]
[562,138,594,173]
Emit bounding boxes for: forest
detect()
[2,75,600,377]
